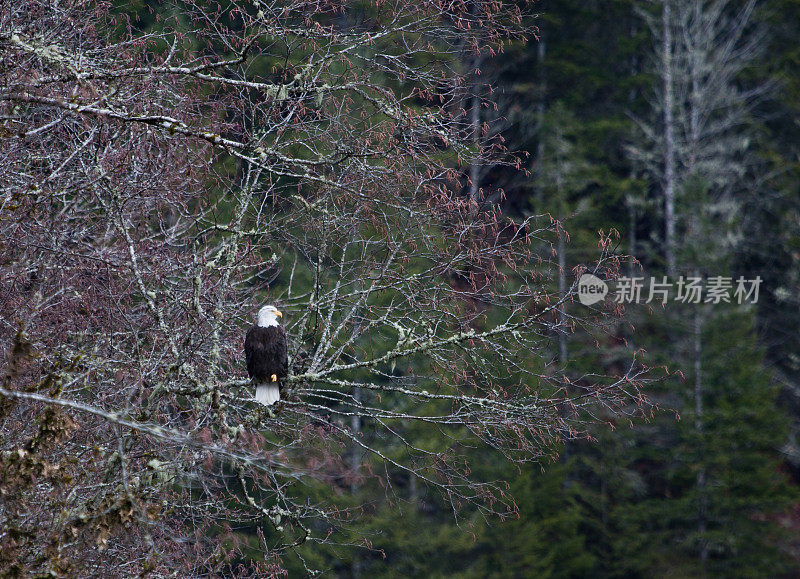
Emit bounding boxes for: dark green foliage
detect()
[473,461,600,578]
[609,306,795,577]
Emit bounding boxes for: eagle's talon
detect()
[271,374,278,383]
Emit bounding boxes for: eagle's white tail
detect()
[255,384,280,406]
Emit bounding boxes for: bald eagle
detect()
[245,305,288,405]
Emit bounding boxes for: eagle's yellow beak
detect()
[275,310,283,318]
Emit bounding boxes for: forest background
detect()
[2,0,800,576]
[335,1,800,576]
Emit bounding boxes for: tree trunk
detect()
[662,0,677,275]
[469,55,484,204]
[693,304,707,570]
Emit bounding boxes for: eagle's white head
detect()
[256,304,282,328]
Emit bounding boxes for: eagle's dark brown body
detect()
[245,325,288,383]
[244,324,289,406]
